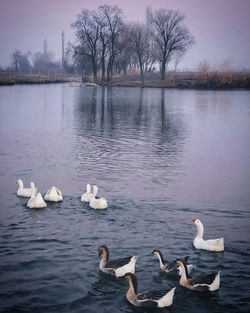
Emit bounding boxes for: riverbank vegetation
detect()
[1,4,249,89]
[100,71,250,89]
[0,73,73,86]
[2,5,195,85]
[1,70,249,90]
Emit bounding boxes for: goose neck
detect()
[30,183,36,198]
[100,248,109,266]
[127,276,138,298]
[178,262,189,285]
[156,251,165,269]
[86,184,91,193]
[17,179,23,189]
[196,223,204,239]
[93,186,98,197]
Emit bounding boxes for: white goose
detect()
[27,182,47,208]
[81,184,97,202]
[98,245,138,277]
[44,186,63,202]
[16,179,35,197]
[89,186,107,209]
[153,249,194,275]
[176,258,220,292]
[192,218,224,252]
[125,273,176,308]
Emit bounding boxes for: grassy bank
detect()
[100,71,250,90]
[1,71,250,89]
[0,74,76,86]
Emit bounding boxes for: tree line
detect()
[4,5,195,82]
[70,5,195,83]
[8,49,64,74]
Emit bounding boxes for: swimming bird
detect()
[124,272,176,308]
[90,196,108,209]
[44,186,63,202]
[16,179,34,197]
[89,186,107,209]
[98,245,138,277]
[153,249,194,275]
[192,218,224,252]
[81,184,97,202]
[27,182,47,208]
[176,258,220,292]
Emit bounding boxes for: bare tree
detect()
[74,50,93,78]
[98,11,111,81]
[129,23,151,83]
[66,42,92,77]
[145,6,157,72]
[114,26,134,75]
[72,10,101,82]
[99,5,124,81]
[71,6,123,82]
[152,9,194,80]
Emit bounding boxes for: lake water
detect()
[0,84,250,313]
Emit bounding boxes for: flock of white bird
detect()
[16,178,224,308]
[81,184,108,209]
[16,179,108,209]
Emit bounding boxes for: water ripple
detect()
[0,86,250,312]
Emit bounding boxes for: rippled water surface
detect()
[0,84,250,313]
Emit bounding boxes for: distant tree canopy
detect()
[11,50,32,73]
[70,5,194,82]
[9,49,62,74]
[7,5,194,81]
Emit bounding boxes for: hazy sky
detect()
[0,0,249,70]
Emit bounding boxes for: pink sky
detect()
[0,0,249,69]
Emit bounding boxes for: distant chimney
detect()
[43,39,48,55]
[62,30,65,70]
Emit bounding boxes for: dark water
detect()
[0,84,250,313]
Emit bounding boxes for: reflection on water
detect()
[67,86,187,205]
[0,84,250,313]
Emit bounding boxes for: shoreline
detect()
[1,72,249,90]
[99,72,250,90]
[0,74,75,86]
[98,81,250,90]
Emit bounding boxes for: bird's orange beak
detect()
[192,218,196,222]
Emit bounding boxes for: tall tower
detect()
[43,39,48,55]
[62,30,65,70]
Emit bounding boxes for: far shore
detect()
[0,71,249,90]
[100,71,250,90]
[0,74,72,86]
